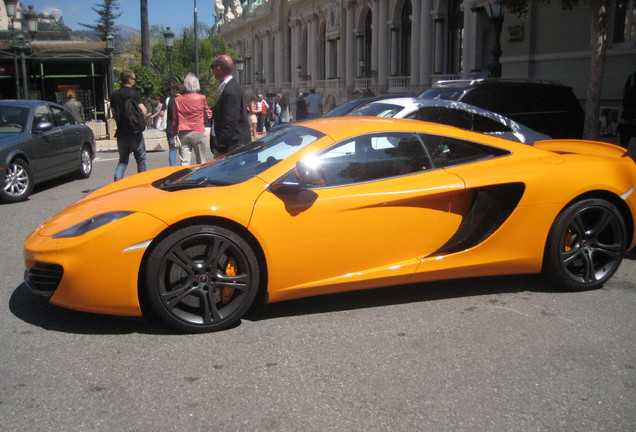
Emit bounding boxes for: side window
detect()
[424,136,510,168]
[472,113,511,133]
[32,105,53,132]
[410,107,473,130]
[316,133,432,186]
[51,106,75,126]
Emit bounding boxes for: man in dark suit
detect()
[210,55,252,156]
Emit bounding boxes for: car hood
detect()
[0,132,23,147]
[35,166,269,237]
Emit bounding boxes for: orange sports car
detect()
[24,118,636,332]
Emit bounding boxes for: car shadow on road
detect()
[9,283,162,335]
[243,274,559,323]
[6,274,582,335]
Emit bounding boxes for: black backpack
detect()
[120,96,146,134]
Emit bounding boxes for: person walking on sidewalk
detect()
[109,69,148,181]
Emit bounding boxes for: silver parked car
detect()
[347,97,552,144]
[1,100,96,203]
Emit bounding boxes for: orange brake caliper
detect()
[222,258,237,304]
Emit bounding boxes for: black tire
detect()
[543,198,626,291]
[1,158,34,203]
[144,225,260,333]
[77,145,93,179]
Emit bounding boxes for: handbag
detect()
[173,134,182,148]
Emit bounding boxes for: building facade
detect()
[216,0,635,117]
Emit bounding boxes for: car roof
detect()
[351,96,514,120]
[431,78,571,89]
[0,100,63,109]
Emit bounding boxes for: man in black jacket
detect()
[210,55,252,156]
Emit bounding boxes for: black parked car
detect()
[1,100,96,203]
[419,79,585,139]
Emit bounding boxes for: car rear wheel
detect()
[77,145,93,179]
[543,198,626,291]
[1,158,34,203]
[144,225,260,333]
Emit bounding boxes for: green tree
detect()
[79,0,121,40]
[149,24,238,104]
[130,64,158,98]
[498,0,609,140]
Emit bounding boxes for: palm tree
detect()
[140,0,150,67]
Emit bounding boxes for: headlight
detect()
[53,211,134,238]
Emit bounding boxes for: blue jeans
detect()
[166,133,178,166]
[114,132,147,181]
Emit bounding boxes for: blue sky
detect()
[26,0,216,32]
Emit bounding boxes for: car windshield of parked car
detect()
[158,126,325,190]
[419,87,463,101]
[323,100,364,118]
[0,107,28,133]
[348,103,404,118]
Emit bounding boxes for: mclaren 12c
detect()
[24,118,636,332]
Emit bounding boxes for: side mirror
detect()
[269,160,326,195]
[35,121,54,132]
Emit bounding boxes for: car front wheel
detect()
[543,198,626,291]
[144,225,260,333]
[1,158,34,203]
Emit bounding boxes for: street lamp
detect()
[163,27,175,84]
[254,71,265,84]
[193,0,199,77]
[6,3,39,99]
[235,56,244,84]
[297,64,311,81]
[484,1,504,78]
[358,58,376,78]
[105,35,115,95]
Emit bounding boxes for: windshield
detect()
[157,126,324,189]
[0,107,28,133]
[348,103,404,118]
[418,87,464,101]
[323,100,364,117]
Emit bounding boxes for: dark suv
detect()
[419,79,585,138]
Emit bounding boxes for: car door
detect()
[49,104,82,173]
[29,104,65,182]
[249,132,469,301]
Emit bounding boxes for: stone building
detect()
[215,0,635,120]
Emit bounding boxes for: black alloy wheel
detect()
[77,145,93,179]
[543,198,626,291]
[1,158,34,203]
[144,225,260,333]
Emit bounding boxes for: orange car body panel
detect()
[23,118,636,315]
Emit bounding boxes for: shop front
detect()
[0,40,114,121]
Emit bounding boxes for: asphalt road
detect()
[1,149,635,431]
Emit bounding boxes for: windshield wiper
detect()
[160,177,233,191]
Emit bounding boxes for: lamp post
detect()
[6,2,39,99]
[193,0,199,77]
[105,35,115,95]
[163,27,175,84]
[296,65,311,81]
[484,2,504,78]
[235,56,244,84]
[358,58,376,78]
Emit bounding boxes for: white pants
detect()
[178,131,207,165]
